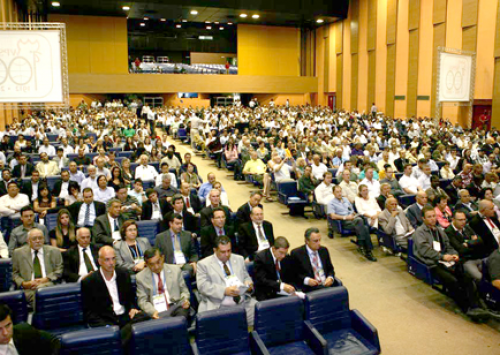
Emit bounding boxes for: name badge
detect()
[225,274,242,288]
[112,231,121,241]
[134,257,144,265]
[152,294,168,313]
[151,211,161,220]
[174,251,186,265]
[433,241,441,252]
[257,240,270,251]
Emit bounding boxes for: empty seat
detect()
[136,220,159,246]
[118,151,133,158]
[305,287,381,355]
[60,326,122,355]
[45,213,58,232]
[0,291,28,323]
[130,317,190,355]
[0,259,12,292]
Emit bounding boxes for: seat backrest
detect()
[305,287,351,334]
[45,213,58,232]
[195,307,249,354]
[130,317,189,355]
[33,283,83,330]
[0,290,27,323]
[136,220,159,246]
[407,238,415,258]
[254,297,304,347]
[0,259,12,292]
[60,326,122,355]
[278,181,298,197]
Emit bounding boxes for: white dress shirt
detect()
[252,222,269,251]
[39,144,56,157]
[399,174,419,195]
[31,247,47,280]
[69,171,85,185]
[135,165,159,181]
[155,173,177,188]
[311,163,328,181]
[417,174,431,190]
[81,176,98,191]
[77,203,96,226]
[314,182,334,205]
[360,178,381,199]
[99,268,125,315]
[93,187,115,204]
[0,193,30,217]
[59,181,70,198]
[78,245,97,279]
[0,339,18,355]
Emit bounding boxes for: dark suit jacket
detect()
[199,205,231,228]
[238,221,275,259]
[21,181,37,202]
[236,202,263,227]
[0,180,8,196]
[154,229,198,265]
[81,267,135,327]
[445,224,485,261]
[444,184,461,205]
[92,214,127,246]
[406,203,424,229]
[63,244,100,282]
[51,180,70,197]
[469,214,500,256]
[13,322,60,355]
[394,158,409,173]
[289,245,335,293]
[182,193,202,214]
[160,210,199,234]
[254,248,293,301]
[200,224,236,258]
[141,199,173,221]
[453,201,478,220]
[68,201,106,226]
[12,163,35,179]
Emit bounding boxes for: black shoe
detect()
[364,251,377,262]
[484,308,500,321]
[466,308,491,322]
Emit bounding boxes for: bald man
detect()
[405,191,428,229]
[378,197,414,250]
[469,200,500,256]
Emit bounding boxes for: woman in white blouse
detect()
[440,161,455,180]
[93,175,115,204]
[355,184,382,229]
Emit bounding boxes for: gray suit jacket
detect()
[113,238,151,272]
[12,245,63,288]
[155,229,198,266]
[413,224,457,266]
[136,264,190,317]
[379,209,413,236]
[406,203,424,229]
[196,254,252,313]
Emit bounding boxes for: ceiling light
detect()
[240,13,247,18]
[206,25,212,30]
[176,24,181,28]
[228,22,233,25]
[214,22,219,24]
[144,17,149,21]
[205,21,211,23]
[182,19,187,22]
[316,19,324,23]
[122,6,130,11]
[160,18,166,22]
[140,23,146,27]
[252,14,260,19]
[51,1,60,7]
[190,10,198,15]
[219,27,224,30]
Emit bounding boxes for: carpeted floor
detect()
[173,139,500,354]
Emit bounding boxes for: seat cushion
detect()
[323,329,379,355]
[50,325,89,338]
[268,341,315,355]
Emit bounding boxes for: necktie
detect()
[486,218,496,229]
[21,165,25,178]
[33,250,42,279]
[82,248,94,272]
[275,260,281,279]
[174,233,181,251]
[311,252,321,282]
[223,263,241,303]
[186,197,190,208]
[218,228,223,236]
[156,273,170,309]
[257,225,266,242]
[114,219,119,232]
[83,204,91,226]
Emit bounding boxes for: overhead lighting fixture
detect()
[252,14,260,19]
[140,23,146,27]
[316,19,324,23]
[176,24,181,28]
[160,18,166,22]
[240,13,247,18]
[51,1,60,7]
[228,22,233,25]
[214,21,219,24]
[206,25,212,30]
[122,6,130,11]
[190,10,198,15]
[199,36,213,40]
[205,21,211,23]
[182,19,187,22]
[219,26,224,30]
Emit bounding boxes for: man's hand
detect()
[134,262,146,272]
[308,279,320,287]
[129,309,140,319]
[442,254,456,262]
[245,281,253,293]
[391,211,399,217]
[324,277,334,287]
[283,284,295,294]
[471,235,478,240]
[225,286,240,296]
[244,257,251,264]
[21,281,33,289]
[463,242,468,248]
[182,300,190,309]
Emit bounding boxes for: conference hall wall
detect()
[317,0,500,128]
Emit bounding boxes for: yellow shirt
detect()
[243,159,267,175]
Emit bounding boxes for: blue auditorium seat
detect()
[130,317,190,355]
[479,260,500,311]
[277,182,309,215]
[118,151,133,158]
[136,220,159,246]
[0,259,12,292]
[398,194,416,208]
[177,128,187,141]
[32,283,88,335]
[407,239,440,287]
[46,176,60,191]
[142,180,154,190]
[252,297,326,355]
[45,213,58,232]
[60,326,122,355]
[183,271,198,312]
[305,287,381,355]
[193,307,257,355]
[47,134,58,143]
[151,161,159,173]
[67,153,78,160]
[377,228,402,256]
[0,291,28,323]
[246,261,255,282]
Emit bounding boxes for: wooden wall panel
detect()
[409,0,421,30]
[407,30,419,116]
[351,54,359,109]
[367,52,377,107]
[462,26,478,51]
[386,44,396,117]
[462,0,479,27]
[496,2,500,58]
[335,22,343,54]
[493,59,500,127]
[433,0,448,24]
[367,0,378,51]
[351,0,359,54]
[336,54,344,109]
[387,0,398,44]
[432,23,447,117]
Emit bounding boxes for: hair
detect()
[211,207,226,219]
[421,205,435,218]
[215,235,231,248]
[452,210,466,219]
[434,195,448,206]
[0,304,12,322]
[357,183,368,197]
[54,208,76,247]
[20,205,34,216]
[145,188,157,198]
[169,213,183,224]
[273,236,290,249]
[305,227,320,241]
[249,190,262,198]
[106,198,121,209]
[120,220,137,240]
[144,247,162,262]
[7,180,18,188]
[82,187,93,195]
[37,184,53,203]
[170,194,184,206]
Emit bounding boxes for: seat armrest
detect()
[303,320,328,355]
[334,277,343,287]
[350,309,381,353]
[190,342,200,355]
[250,331,271,355]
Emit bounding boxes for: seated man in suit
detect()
[136,247,191,319]
[36,152,60,179]
[327,185,376,261]
[486,248,500,291]
[92,198,126,246]
[236,191,263,227]
[0,304,60,355]
[155,214,198,276]
[162,195,199,234]
[12,154,34,179]
[82,246,147,345]
[200,207,236,258]
[413,205,498,322]
[238,206,274,261]
[445,211,485,283]
[179,181,202,215]
[199,189,231,228]
[63,227,99,283]
[470,199,500,257]
[0,169,12,197]
[8,205,49,256]
[141,188,172,221]
[454,189,479,220]
[53,147,69,170]
[12,228,63,306]
[21,170,41,203]
[74,148,91,168]
[51,169,72,200]
[425,175,450,205]
[289,227,336,293]
[115,184,141,221]
[68,187,106,228]
[406,191,428,229]
[444,175,463,206]
[197,236,256,326]
[378,197,414,250]
[153,174,177,202]
[254,236,296,301]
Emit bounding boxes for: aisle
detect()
[170,138,500,355]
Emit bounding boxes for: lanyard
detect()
[128,242,142,259]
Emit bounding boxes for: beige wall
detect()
[190,53,236,65]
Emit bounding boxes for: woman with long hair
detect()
[109,166,127,190]
[121,158,134,182]
[355,184,382,228]
[49,208,77,252]
[34,184,56,219]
